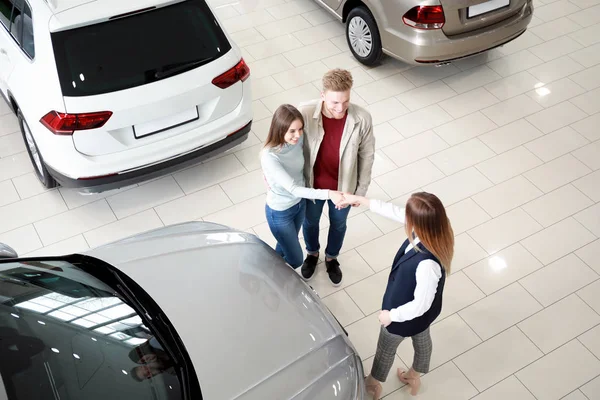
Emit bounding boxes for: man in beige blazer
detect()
[299,68,376,286]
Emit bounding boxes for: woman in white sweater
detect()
[261,105,344,270]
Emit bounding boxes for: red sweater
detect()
[313,113,347,190]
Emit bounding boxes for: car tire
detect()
[346,6,383,66]
[18,109,58,189]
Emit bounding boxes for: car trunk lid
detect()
[62,55,243,157]
[439,0,528,36]
[49,0,239,156]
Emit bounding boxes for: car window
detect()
[8,0,20,40]
[0,0,13,29]
[51,0,232,97]
[17,1,33,57]
[0,259,184,400]
[8,0,33,58]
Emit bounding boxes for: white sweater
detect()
[261,136,330,211]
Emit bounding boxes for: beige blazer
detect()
[299,100,376,196]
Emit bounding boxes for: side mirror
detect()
[0,243,18,259]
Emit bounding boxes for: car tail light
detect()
[212,58,250,89]
[403,5,445,30]
[40,111,113,135]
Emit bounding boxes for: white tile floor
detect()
[1,0,600,398]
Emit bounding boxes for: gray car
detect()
[0,222,365,399]
[315,0,533,65]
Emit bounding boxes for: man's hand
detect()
[329,191,347,207]
[337,193,366,209]
[337,193,358,208]
[378,310,392,327]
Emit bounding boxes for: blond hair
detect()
[322,68,353,92]
[405,192,455,274]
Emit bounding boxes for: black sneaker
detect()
[301,254,319,281]
[326,259,343,287]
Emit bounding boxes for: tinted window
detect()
[19,1,33,57]
[0,260,183,400]
[9,0,33,58]
[51,0,231,97]
[0,0,12,28]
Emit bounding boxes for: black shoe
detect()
[301,254,319,281]
[326,259,343,287]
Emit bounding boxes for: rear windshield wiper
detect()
[154,59,209,79]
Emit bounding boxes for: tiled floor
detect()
[1,0,600,398]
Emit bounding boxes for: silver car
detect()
[0,222,365,399]
[315,0,534,65]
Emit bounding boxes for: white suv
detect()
[0,0,252,192]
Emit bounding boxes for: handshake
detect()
[329,192,367,210]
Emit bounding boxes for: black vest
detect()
[382,239,445,337]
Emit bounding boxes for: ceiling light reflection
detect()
[535,87,551,97]
[489,256,507,272]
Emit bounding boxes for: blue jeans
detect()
[303,199,352,259]
[265,200,306,268]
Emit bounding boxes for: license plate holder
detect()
[467,0,510,18]
[133,107,199,139]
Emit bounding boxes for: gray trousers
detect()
[370,326,433,382]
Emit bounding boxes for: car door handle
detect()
[0,48,7,55]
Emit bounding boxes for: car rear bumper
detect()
[381,0,533,64]
[46,121,251,193]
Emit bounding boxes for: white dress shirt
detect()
[369,199,442,323]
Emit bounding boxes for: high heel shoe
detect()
[408,377,421,396]
[397,369,410,384]
[365,381,383,400]
[397,368,421,396]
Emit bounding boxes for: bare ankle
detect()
[407,368,420,380]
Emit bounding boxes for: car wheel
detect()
[346,6,383,66]
[18,109,58,189]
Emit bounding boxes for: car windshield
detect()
[0,259,183,400]
[50,0,231,97]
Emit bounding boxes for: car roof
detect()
[42,0,95,14]
[42,0,184,31]
[43,0,158,14]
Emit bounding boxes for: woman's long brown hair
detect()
[405,192,455,274]
[264,104,304,149]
